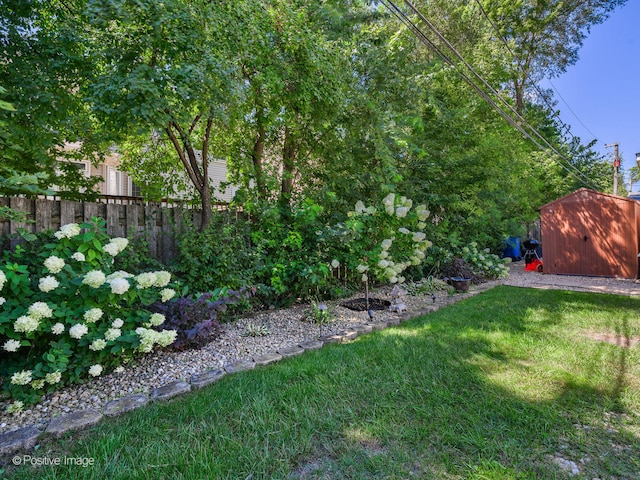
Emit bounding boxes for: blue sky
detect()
[538,1,640,189]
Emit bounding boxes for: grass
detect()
[3,286,640,479]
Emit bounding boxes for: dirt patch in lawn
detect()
[584,331,640,348]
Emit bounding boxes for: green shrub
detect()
[0,218,178,407]
[461,242,510,279]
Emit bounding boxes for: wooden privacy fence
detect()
[0,196,209,264]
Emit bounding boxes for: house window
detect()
[70,161,91,176]
[130,179,142,197]
[107,167,123,195]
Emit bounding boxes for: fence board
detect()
[60,200,77,226]
[0,196,216,264]
[35,199,53,232]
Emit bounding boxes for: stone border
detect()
[0,284,496,458]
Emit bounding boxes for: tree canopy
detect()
[0,0,625,239]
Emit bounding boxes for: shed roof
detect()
[540,188,640,210]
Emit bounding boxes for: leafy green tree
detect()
[0,1,102,199]
[479,0,627,113]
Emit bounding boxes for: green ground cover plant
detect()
[4,287,639,479]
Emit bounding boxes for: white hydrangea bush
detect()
[326,193,433,285]
[0,217,179,405]
[461,242,510,279]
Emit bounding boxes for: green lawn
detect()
[3,286,640,479]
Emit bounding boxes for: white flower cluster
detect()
[135,271,171,289]
[14,315,40,333]
[104,327,122,341]
[45,371,62,384]
[69,323,89,339]
[0,270,5,290]
[39,275,59,293]
[89,339,107,351]
[54,223,81,240]
[71,252,86,262]
[82,270,106,288]
[88,364,103,377]
[84,308,103,323]
[103,237,128,256]
[135,327,177,352]
[11,370,33,385]
[160,288,176,302]
[108,277,130,295]
[148,313,166,327]
[44,256,65,274]
[3,339,21,352]
[28,302,53,320]
[51,322,65,335]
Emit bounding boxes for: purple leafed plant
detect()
[150,287,256,351]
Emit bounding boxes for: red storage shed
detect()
[540,188,640,278]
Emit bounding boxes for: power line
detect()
[472,0,599,144]
[381,0,598,189]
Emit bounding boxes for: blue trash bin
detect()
[503,236,521,260]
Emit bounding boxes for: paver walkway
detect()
[502,261,640,296]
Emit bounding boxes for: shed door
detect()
[550,199,629,277]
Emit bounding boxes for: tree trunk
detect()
[281,124,296,210]
[252,120,267,200]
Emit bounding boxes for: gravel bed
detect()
[3,263,637,436]
[0,286,472,435]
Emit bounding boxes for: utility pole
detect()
[605,143,620,195]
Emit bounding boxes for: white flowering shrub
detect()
[326,193,432,285]
[461,242,510,279]
[0,217,178,405]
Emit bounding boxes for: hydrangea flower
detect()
[45,371,62,384]
[69,323,88,339]
[71,252,85,262]
[84,308,103,323]
[31,379,45,390]
[398,227,411,235]
[135,327,177,352]
[331,259,340,269]
[412,232,426,242]
[395,206,408,218]
[82,270,106,288]
[416,206,430,222]
[103,242,120,256]
[14,315,39,333]
[153,271,171,287]
[0,270,6,290]
[3,339,21,352]
[104,328,122,341]
[51,322,65,335]
[111,318,124,329]
[354,200,366,213]
[88,364,103,377]
[356,264,369,273]
[0,296,5,305]
[54,223,81,239]
[11,370,33,385]
[28,302,53,320]
[6,400,24,413]
[109,277,130,295]
[160,288,176,302]
[44,255,65,274]
[89,339,107,351]
[106,271,134,281]
[149,313,166,327]
[39,275,59,293]
[381,239,393,250]
[135,272,156,289]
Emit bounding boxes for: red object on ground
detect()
[525,259,543,272]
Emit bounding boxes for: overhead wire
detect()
[402,0,597,188]
[380,0,598,189]
[472,0,599,143]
